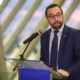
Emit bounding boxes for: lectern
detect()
[19,60,64,80]
[19,61,50,80]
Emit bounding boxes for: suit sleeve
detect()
[40,35,45,62]
[67,30,80,78]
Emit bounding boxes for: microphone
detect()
[23,28,44,44]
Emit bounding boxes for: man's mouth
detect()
[54,22,60,26]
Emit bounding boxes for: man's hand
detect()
[57,69,69,77]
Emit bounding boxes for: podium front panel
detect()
[19,67,50,80]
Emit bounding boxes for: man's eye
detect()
[57,14,61,16]
[49,15,54,18]
[50,16,53,17]
[57,13,62,16]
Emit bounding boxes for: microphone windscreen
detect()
[39,28,45,34]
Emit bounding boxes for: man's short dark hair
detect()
[45,4,63,17]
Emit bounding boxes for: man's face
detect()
[46,7,64,30]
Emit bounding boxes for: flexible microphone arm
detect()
[13,29,44,71]
[13,42,30,71]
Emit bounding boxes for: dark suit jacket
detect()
[40,25,80,80]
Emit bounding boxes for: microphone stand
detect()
[13,42,30,71]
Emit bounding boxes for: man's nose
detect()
[54,16,58,20]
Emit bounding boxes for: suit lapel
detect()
[59,25,69,55]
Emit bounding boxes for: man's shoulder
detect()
[41,28,51,36]
[64,25,80,34]
[64,25,79,32]
[64,25,80,38]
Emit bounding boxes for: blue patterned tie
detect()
[50,30,59,70]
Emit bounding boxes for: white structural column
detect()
[0,27,8,80]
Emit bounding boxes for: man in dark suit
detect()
[40,4,80,80]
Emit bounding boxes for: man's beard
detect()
[51,21,63,29]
